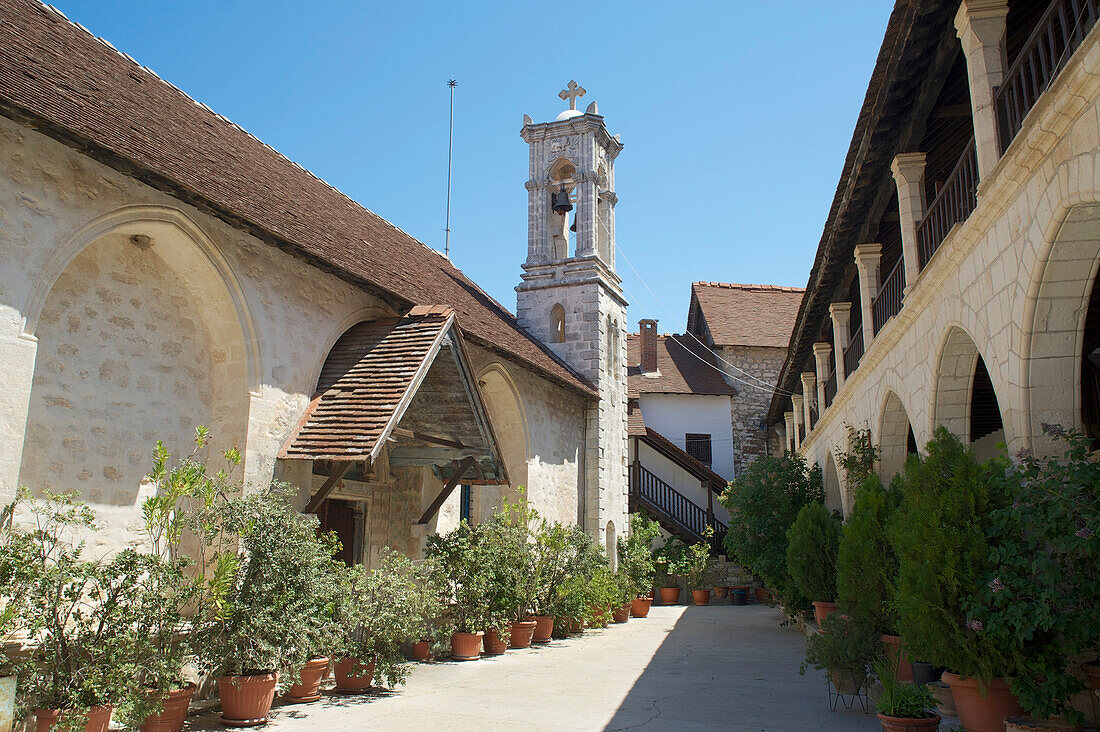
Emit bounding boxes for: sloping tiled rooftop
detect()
[627,333,736,398]
[689,282,804,349]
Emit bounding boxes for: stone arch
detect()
[931,325,1006,456]
[878,390,915,480]
[605,519,617,571]
[1022,202,1100,451]
[304,304,395,398]
[18,206,252,539]
[550,304,566,343]
[477,363,530,512]
[823,451,843,515]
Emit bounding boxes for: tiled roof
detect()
[689,282,804,349]
[0,0,595,399]
[627,333,736,397]
[281,311,456,461]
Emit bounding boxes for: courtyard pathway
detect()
[189,604,881,731]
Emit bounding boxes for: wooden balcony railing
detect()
[824,368,837,409]
[633,464,727,553]
[873,258,906,335]
[843,327,864,377]
[916,137,978,269]
[996,0,1098,152]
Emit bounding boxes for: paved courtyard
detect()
[190,603,881,731]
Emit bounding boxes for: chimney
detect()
[639,319,658,374]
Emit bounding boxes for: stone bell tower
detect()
[516,81,629,546]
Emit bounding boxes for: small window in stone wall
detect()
[460,485,473,523]
[551,304,566,343]
[685,433,712,467]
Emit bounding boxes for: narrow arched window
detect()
[551,304,566,343]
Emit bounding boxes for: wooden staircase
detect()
[629,464,727,554]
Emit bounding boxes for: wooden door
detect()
[318,499,356,566]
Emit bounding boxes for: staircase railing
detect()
[633,464,728,553]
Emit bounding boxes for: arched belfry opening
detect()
[548,157,577,259]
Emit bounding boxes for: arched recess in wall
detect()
[932,325,1006,459]
[547,158,576,259]
[878,390,916,480]
[19,206,253,510]
[477,363,530,511]
[550,304,566,343]
[1025,202,1100,451]
[823,451,843,515]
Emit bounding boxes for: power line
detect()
[444,79,457,258]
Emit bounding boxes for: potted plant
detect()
[874,654,940,731]
[890,428,1020,732]
[426,521,489,660]
[610,571,633,623]
[801,613,879,696]
[532,523,603,642]
[617,513,661,617]
[191,483,340,726]
[0,496,33,732]
[836,472,912,682]
[720,452,822,621]
[653,539,686,605]
[408,556,446,662]
[479,497,539,654]
[679,531,714,606]
[786,501,840,626]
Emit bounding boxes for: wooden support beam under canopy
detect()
[417,456,476,525]
[304,461,355,514]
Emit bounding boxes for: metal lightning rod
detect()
[444,78,457,258]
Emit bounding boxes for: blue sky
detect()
[53,1,892,334]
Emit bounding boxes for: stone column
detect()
[829,302,852,386]
[854,243,883,349]
[800,372,817,433]
[813,342,833,410]
[576,170,598,257]
[783,412,795,453]
[791,395,804,451]
[891,152,927,288]
[955,0,1009,179]
[0,327,38,506]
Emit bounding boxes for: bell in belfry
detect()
[551,185,573,214]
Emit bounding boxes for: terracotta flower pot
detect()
[509,620,537,648]
[942,672,1023,732]
[569,616,585,634]
[931,680,956,717]
[691,589,711,606]
[530,615,554,643]
[218,673,278,727]
[658,586,681,605]
[631,597,652,617]
[483,628,510,655]
[611,605,630,623]
[713,586,729,599]
[812,600,839,626]
[334,657,375,692]
[877,713,941,732]
[0,675,14,732]
[284,657,329,703]
[35,704,113,732]
[1083,662,1100,691]
[1004,718,1080,731]
[411,640,431,662]
[879,634,914,683]
[754,587,771,603]
[140,683,197,732]
[450,631,483,660]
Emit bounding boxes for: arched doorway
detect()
[19,211,251,546]
[879,391,916,479]
[933,326,1005,459]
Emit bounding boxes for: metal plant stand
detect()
[826,669,869,713]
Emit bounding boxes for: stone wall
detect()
[718,344,787,476]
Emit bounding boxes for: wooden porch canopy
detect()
[280,306,508,515]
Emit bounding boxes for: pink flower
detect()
[988,578,1005,593]
[966,619,983,632]
[1076,527,1094,539]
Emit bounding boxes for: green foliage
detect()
[616,513,661,597]
[331,549,421,688]
[720,452,822,616]
[969,426,1100,722]
[425,521,490,633]
[889,427,1013,683]
[836,473,898,635]
[478,493,539,628]
[786,502,840,603]
[873,653,935,719]
[801,613,880,676]
[835,425,879,495]
[672,531,713,592]
[585,567,619,626]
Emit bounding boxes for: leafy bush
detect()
[617,513,661,597]
[720,452,822,615]
[889,427,1013,683]
[478,496,538,631]
[969,426,1100,722]
[802,613,879,676]
[874,653,935,719]
[786,502,840,603]
[425,521,489,633]
[677,531,714,592]
[836,473,898,634]
[836,425,879,495]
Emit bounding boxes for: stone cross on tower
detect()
[558,80,586,110]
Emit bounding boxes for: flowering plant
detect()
[968,425,1100,722]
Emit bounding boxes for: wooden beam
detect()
[390,427,470,450]
[304,461,354,514]
[417,456,476,525]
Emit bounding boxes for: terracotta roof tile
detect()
[0,0,595,399]
[627,333,736,397]
[689,282,804,349]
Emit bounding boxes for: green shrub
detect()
[786,502,840,603]
[889,427,1013,682]
[617,513,661,597]
[802,613,879,676]
[836,473,898,634]
[874,653,935,719]
[720,452,821,616]
[425,521,489,633]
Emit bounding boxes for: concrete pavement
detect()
[188,604,881,731]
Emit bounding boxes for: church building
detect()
[0,0,628,563]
